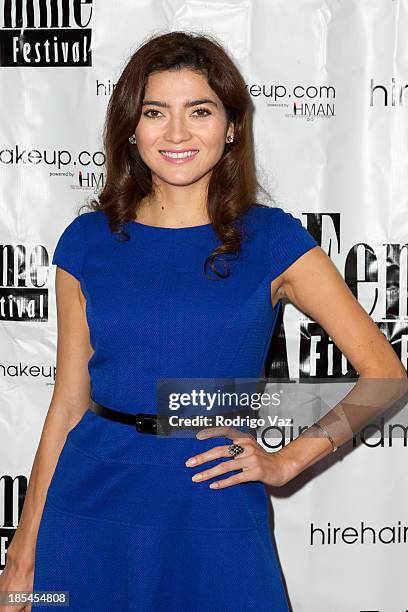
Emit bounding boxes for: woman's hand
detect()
[0,558,34,611]
[185,425,297,488]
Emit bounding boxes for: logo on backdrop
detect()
[244,80,336,120]
[260,415,408,451]
[0,475,27,569]
[310,518,408,546]
[0,143,105,191]
[0,242,49,321]
[370,77,407,107]
[268,211,408,378]
[0,0,93,67]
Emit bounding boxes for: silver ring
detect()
[228,443,244,458]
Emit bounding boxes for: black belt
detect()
[88,397,254,436]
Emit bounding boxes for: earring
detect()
[226,135,234,143]
[128,135,137,144]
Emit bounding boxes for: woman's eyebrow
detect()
[142,98,218,108]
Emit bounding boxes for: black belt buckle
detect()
[134,413,158,435]
[134,413,172,435]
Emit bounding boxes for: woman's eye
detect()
[192,107,211,117]
[143,109,161,118]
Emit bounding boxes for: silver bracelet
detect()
[312,421,338,453]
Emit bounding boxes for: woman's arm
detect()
[182,243,407,490]
[4,267,93,573]
[273,245,407,479]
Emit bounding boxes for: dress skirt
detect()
[32,408,290,611]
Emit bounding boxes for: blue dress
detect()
[32,204,317,611]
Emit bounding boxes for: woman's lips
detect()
[159,150,199,164]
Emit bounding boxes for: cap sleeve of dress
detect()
[267,206,318,281]
[52,214,85,282]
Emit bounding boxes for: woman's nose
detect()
[164,116,191,142]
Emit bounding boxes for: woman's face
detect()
[134,68,234,188]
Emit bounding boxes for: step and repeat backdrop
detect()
[0,1,407,610]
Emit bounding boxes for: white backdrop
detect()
[1,1,407,610]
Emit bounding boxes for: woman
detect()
[1,31,405,611]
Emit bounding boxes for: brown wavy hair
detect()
[84,30,267,279]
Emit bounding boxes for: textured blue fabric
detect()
[32,204,318,611]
